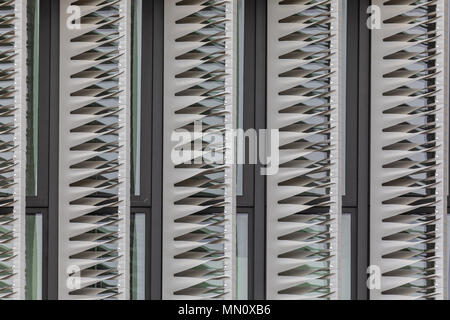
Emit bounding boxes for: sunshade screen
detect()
[266,0,343,300]
[0,0,27,300]
[370,0,448,300]
[162,0,236,300]
[58,0,131,300]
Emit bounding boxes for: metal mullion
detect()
[254,0,266,300]
[343,0,358,208]
[237,0,256,208]
[357,0,370,301]
[47,0,59,300]
[150,0,163,300]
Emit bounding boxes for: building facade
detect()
[0,0,448,300]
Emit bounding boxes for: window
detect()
[26,0,39,197]
[131,0,142,196]
[25,213,42,300]
[342,213,351,300]
[236,0,244,196]
[236,213,249,300]
[130,212,145,300]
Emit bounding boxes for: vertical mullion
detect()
[34,0,51,297]
[150,0,163,300]
[253,0,266,301]
[238,0,255,208]
[357,0,370,301]
[47,0,59,300]
[343,0,359,208]
[344,0,361,302]
[140,0,154,299]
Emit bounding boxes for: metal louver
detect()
[266,0,343,299]
[163,0,235,300]
[0,0,26,300]
[59,0,130,300]
[370,0,448,300]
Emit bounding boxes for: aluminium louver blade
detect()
[59,0,130,300]
[0,0,26,300]
[370,0,448,300]
[266,0,343,300]
[163,0,236,300]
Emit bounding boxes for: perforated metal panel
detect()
[0,0,27,300]
[59,0,131,300]
[370,0,448,300]
[162,0,236,300]
[266,0,343,300]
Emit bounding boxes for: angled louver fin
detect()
[163,0,235,300]
[266,0,343,299]
[59,0,130,300]
[0,0,26,300]
[370,0,448,300]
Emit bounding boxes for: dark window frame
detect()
[148,0,164,300]
[236,0,267,300]
[25,0,57,300]
[132,0,161,300]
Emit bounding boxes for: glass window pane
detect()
[131,0,142,196]
[26,0,39,196]
[342,213,351,300]
[25,213,42,300]
[236,213,248,300]
[341,0,347,195]
[236,0,244,196]
[130,212,145,300]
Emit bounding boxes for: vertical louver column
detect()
[0,0,26,300]
[163,0,235,299]
[370,0,448,300]
[59,0,130,300]
[266,0,343,299]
